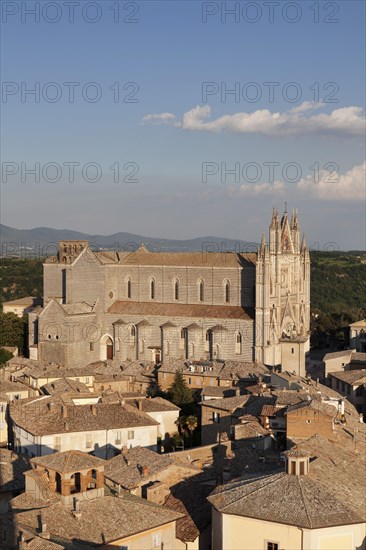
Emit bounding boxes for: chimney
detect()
[48,402,55,413]
[126,458,131,466]
[72,497,82,519]
[91,404,97,416]
[121,445,128,456]
[339,398,345,416]
[360,413,364,423]
[141,465,149,477]
[235,387,240,396]
[223,466,231,483]
[39,516,50,539]
[62,406,68,418]
[138,398,143,411]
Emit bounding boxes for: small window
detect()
[291,347,294,354]
[130,325,136,337]
[212,411,220,423]
[267,543,279,550]
[85,377,90,385]
[128,430,134,440]
[152,532,161,548]
[90,342,94,351]
[198,279,204,302]
[174,280,179,301]
[115,431,122,444]
[48,334,51,339]
[150,279,155,300]
[127,279,132,299]
[119,546,129,550]
[225,282,230,303]
[109,291,114,299]
[188,377,192,385]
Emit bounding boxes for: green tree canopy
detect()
[168,370,194,407]
[0,312,27,349]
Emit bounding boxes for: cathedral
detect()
[29,208,310,374]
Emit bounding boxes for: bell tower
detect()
[255,207,310,373]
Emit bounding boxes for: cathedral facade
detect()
[29,208,310,373]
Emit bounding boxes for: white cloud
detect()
[297,161,366,201]
[144,103,364,136]
[226,180,285,197]
[141,112,176,125]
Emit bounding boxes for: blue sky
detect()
[1,0,365,249]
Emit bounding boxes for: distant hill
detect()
[0,224,257,256]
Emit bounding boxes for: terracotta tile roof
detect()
[42,378,91,395]
[200,395,251,412]
[323,350,354,360]
[164,480,213,543]
[121,248,257,267]
[9,492,183,546]
[2,296,41,307]
[329,369,366,384]
[127,396,180,413]
[10,397,159,436]
[285,398,340,418]
[108,300,255,320]
[209,472,363,529]
[22,537,64,550]
[104,446,175,489]
[30,451,106,474]
[0,449,30,492]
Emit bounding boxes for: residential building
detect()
[158,358,270,392]
[0,380,33,445]
[10,396,160,458]
[104,445,199,497]
[208,436,366,550]
[350,319,366,352]
[2,296,42,318]
[323,349,366,377]
[2,450,183,549]
[328,369,366,415]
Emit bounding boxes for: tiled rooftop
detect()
[9,492,183,546]
[209,435,365,529]
[10,397,159,436]
[30,450,106,474]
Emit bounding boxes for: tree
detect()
[168,370,194,407]
[175,415,187,437]
[186,415,198,448]
[0,312,27,349]
[0,348,13,367]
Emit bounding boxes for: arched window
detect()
[130,325,136,337]
[127,278,132,299]
[150,279,155,300]
[198,279,204,302]
[174,279,179,301]
[224,281,230,303]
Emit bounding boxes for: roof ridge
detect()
[297,476,314,529]
[219,472,285,511]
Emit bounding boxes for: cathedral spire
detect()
[281,204,288,227]
[270,207,279,229]
[301,234,307,252]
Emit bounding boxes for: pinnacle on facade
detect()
[270,207,279,229]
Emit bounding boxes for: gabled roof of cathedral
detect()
[108,301,255,320]
[121,249,257,267]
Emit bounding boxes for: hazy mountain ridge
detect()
[0,224,257,255]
